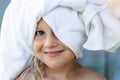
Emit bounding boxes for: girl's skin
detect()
[16,19,106,80]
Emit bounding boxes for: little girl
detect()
[15,18,106,80]
[1,0,120,80]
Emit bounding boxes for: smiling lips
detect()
[44,50,64,57]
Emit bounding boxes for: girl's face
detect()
[33,19,76,69]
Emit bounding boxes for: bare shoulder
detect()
[83,68,106,80]
[77,65,106,80]
[15,68,35,80]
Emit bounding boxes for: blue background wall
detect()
[0,0,120,80]
[0,0,10,27]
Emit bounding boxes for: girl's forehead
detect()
[37,19,48,28]
[37,18,52,31]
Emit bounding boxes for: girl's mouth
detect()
[44,50,64,57]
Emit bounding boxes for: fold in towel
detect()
[1,0,120,79]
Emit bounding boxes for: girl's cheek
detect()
[33,40,43,52]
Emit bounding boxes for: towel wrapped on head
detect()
[1,0,120,79]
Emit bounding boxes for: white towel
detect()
[1,0,120,79]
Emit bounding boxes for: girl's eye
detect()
[35,31,45,36]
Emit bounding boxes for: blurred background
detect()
[0,0,120,80]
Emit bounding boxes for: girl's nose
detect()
[44,34,58,48]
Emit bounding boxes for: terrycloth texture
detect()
[1,0,120,79]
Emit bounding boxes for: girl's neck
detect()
[44,58,82,79]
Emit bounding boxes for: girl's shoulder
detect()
[15,67,35,80]
[77,66,106,80]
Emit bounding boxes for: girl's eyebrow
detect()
[36,26,42,30]
[36,29,42,31]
